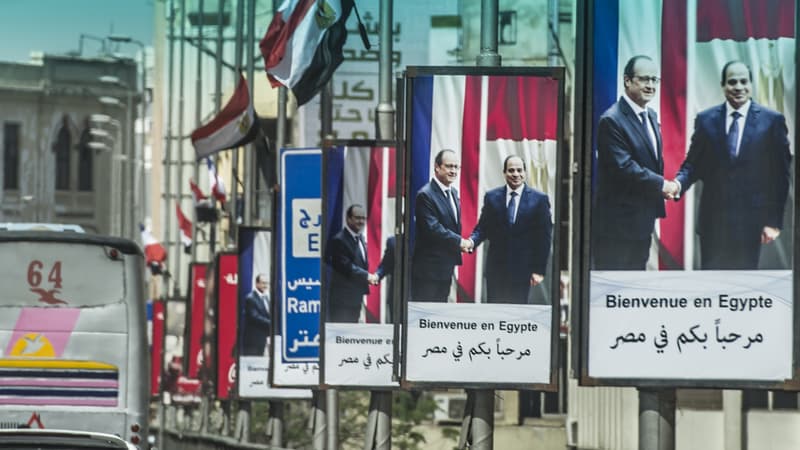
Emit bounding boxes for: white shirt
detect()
[622,93,658,159]
[346,226,366,261]
[725,100,750,157]
[433,177,458,222]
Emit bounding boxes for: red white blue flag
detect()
[409,74,559,302]
[592,0,795,269]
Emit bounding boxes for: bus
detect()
[0,230,149,447]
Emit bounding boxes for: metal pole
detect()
[158,2,176,448]
[139,42,147,238]
[547,0,559,66]
[230,0,244,239]
[245,0,257,223]
[312,390,327,450]
[638,388,676,450]
[475,0,501,67]
[268,0,288,440]
[195,0,205,260]
[464,1,500,448]
[364,0,394,448]
[176,0,186,296]
[318,79,338,450]
[125,90,134,239]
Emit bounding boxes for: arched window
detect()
[78,128,93,191]
[53,122,71,191]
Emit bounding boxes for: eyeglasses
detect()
[441,163,460,170]
[634,75,661,85]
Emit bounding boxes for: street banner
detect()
[238,227,311,398]
[402,67,565,388]
[579,0,797,388]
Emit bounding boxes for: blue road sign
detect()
[279,148,321,362]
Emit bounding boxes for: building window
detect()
[3,122,20,190]
[78,128,93,191]
[53,124,71,191]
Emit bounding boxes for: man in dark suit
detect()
[467,156,552,304]
[674,61,791,269]
[241,274,271,356]
[326,204,377,322]
[593,55,678,270]
[411,149,472,302]
[374,235,396,321]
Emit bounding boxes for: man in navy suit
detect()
[593,55,678,270]
[411,149,472,302]
[241,274,271,356]
[326,204,377,322]
[674,61,791,269]
[374,235,396,321]
[467,156,552,304]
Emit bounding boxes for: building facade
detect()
[0,54,138,237]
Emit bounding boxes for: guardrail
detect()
[154,426,292,450]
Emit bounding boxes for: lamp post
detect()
[89,113,124,236]
[96,86,132,238]
[108,35,147,240]
[97,74,136,239]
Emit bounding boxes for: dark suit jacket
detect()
[375,236,396,321]
[326,228,369,322]
[470,185,552,303]
[241,289,270,356]
[676,101,790,243]
[412,180,462,281]
[594,97,665,240]
[375,236,395,280]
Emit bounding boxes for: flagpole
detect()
[319,79,337,450]
[158,1,176,449]
[230,0,243,247]
[364,1,394,449]
[245,0,258,226]
[461,2,501,450]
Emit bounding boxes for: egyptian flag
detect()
[140,224,167,276]
[176,204,193,254]
[326,144,396,322]
[593,0,795,269]
[260,0,354,106]
[409,74,559,303]
[191,74,259,160]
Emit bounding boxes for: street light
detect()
[107,35,147,241]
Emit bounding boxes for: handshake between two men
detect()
[458,237,545,287]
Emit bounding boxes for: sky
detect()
[0,0,155,63]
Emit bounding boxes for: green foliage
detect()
[247,391,457,450]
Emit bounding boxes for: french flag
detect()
[410,74,559,302]
[326,144,396,322]
[593,0,795,269]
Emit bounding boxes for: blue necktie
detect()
[507,191,518,225]
[639,112,655,155]
[727,111,741,159]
